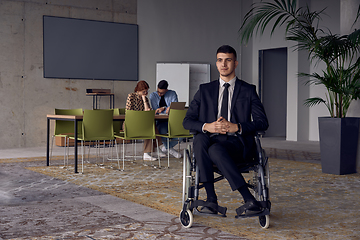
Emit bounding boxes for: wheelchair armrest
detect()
[190,130,265,137]
[256,131,265,137]
[189,130,198,135]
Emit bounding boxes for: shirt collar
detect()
[219,77,236,88]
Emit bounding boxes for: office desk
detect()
[46,114,169,173]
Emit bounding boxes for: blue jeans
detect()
[157,120,183,149]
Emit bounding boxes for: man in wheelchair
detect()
[183,45,269,218]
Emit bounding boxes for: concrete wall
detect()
[1,0,358,150]
[0,0,137,149]
[137,0,242,88]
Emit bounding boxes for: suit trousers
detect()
[193,133,247,191]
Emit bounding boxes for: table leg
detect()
[74,119,78,173]
[110,95,112,109]
[111,95,114,109]
[46,117,50,166]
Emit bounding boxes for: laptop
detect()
[169,102,186,110]
[159,102,186,115]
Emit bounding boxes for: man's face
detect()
[216,52,238,78]
[157,88,168,97]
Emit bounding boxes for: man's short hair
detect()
[216,45,237,60]
[157,80,168,90]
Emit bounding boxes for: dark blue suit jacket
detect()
[183,78,269,160]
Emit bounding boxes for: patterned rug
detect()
[26,155,360,240]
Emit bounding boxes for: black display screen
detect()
[43,16,138,81]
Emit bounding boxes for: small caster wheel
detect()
[259,215,270,229]
[179,209,193,228]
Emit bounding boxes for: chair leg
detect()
[156,139,161,168]
[110,140,114,162]
[114,140,120,170]
[103,140,106,164]
[96,140,100,161]
[167,138,170,168]
[140,140,144,165]
[63,136,67,167]
[122,140,125,170]
[87,141,91,163]
[81,140,84,173]
[151,139,153,158]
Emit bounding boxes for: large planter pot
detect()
[318,117,360,175]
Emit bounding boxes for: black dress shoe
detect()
[235,199,264,218]
[244,200,263,215]
[200,198,218,214]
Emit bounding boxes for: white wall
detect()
[248,3,301,141]
[248,0,355,142]
[308,0,341,141]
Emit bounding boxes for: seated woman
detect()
[125,80,166,161]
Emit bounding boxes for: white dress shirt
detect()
[202,77,241,134]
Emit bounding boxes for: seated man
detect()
[150,80,182,158]
[183,45,269,216]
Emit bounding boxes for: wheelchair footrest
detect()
[193,200,227,217]
[235,208,270,219]
[235,200,271,219]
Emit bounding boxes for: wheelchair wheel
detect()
[182,145,193,204]
[254,153,270,202]
[259,214,270,229]
[179,209,193,228]
[263,150,270,188]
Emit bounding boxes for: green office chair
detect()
[113,108,126,134]
[108,108,126,162]
[51,108,83,167]
[115,110,160,170]
[157,109,193,167]
[69,109,117,173]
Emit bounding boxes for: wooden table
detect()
[46,114,169,173]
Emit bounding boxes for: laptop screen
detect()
[169,102,186,110]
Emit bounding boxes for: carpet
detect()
[26,155,360,240]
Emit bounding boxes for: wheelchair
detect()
[179,132,271,229]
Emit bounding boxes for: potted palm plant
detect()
[239,0,360,174]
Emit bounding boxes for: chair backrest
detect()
[113,108,124,134]
[168,109,191,137]
[54,108,83,135]
[119,108,126,114]
[123,110,156,139]
[82,109,114,141]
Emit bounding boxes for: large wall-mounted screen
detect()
[43,16,138,81]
